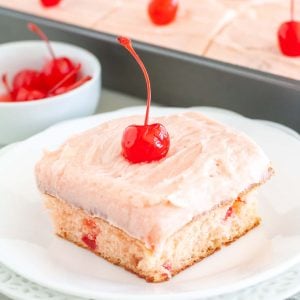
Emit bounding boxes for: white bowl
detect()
[0,41,101,145]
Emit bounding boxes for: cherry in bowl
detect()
[0,41,100,145]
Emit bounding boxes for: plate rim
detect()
[1,260,300,300]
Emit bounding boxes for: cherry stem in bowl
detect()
[28,23,56,60]
[67,75,92,89]
[1,74,13,99]
[117,37,151,126]
[52,75,92,95]
[47,63,81,95]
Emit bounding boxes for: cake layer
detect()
[45,192,260,282]
[36,111,271,249]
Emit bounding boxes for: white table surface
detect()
[0,89,299,300]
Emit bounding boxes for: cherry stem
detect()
[28,22,56,60]
[54,75,92,94]
[1,74,13,100]
[117,37,151,126]
[47,63,81,95]
[65,75,92,90]
[291,0,294,21]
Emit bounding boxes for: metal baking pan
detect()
[0,7,299,132]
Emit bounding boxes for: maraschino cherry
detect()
[28,23,78,89]
[1,74,14,100]
[1,65,89,102]
[148,0,178,26]
[47,64,92,96]
[2,73,46,101]
[14,87,46,101]
[47,63,81,95]
[278,0,300,56]
[1,23,90,102]
[12,69,43,91]
[40,0,61,8]
[0,93,11,102]
[1,74,14,101]
[118,37,170,163]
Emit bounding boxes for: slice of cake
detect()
[35,111,273,282]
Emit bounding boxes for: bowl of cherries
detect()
[0,23,101,145]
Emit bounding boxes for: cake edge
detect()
[45,193,261,283]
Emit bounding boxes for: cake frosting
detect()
[36,111,271,249]
[205,0,300,80]
[91,0,235,55]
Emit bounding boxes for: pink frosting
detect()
[35,111,271,249]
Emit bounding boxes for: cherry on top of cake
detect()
[40,0,61,8]
[278,0,300,56]
[118,36,170,164]
[148,0,179,26]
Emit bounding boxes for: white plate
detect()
[1,261,300,300]
[0,106,299,300]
